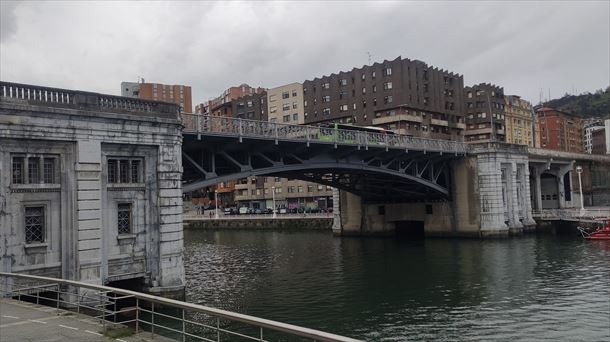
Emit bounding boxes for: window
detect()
[283,115,290,122]
[270,106,277,113]
[247,101,253,108]
[288,186,295,193]
[269,95,276,102]
[292,90,297,97]
[297,186,303,193]
[282,92,290,99]
[25,206,45,243]
[28,158,39,184]
[292,102,298,109]
[293,113,298,121]
[362,87,366,94]
[323,108,331,116]
[361,74,366,80]
[372,71,376,78]
[307,185,314,192]
[322,82,330,89]
[339,104,348,112]
[384,67,392,76]
[373,98,377,106]
[339,91,347,99]
[12,157,24,184]
[383,82,393,90]
[384,96,393,104]
[117,203,132,235]
[339,79,347,86]
[322,95,331,103]
[372,85,377,93]
[304,100,307,107]
[283,103,290,111]
[317,184,324,191]
[107,158,143,184]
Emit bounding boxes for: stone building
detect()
[0,82,185,297]
[504,95,535,146]
[463,84,506,143]
[302,56,465,141]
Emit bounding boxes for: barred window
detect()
[108,160,118,183]
[107,158,142,184]
[25,206,45,243]
[117,203,132,235]
[28,158,39,184]
[43,158,55,183]
[12,157,24,184]
[130,160,140,183]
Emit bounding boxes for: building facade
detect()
[583,119,605,154]
[302,57,465,141]
[1,82,185,297]
[121,81,192,113]
[504,95,535,146]
[536,107,583,153]
[232,92,268,121]
[195,84,266,115]
[463,84,506,143]
[591,127,607,155]
[267,83,305,124]
[233,177,333,211]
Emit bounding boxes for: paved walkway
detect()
[0,299,172,342]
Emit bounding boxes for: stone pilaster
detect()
[508,162,524,233]
[521,163,537,228]
[477,153,509,237]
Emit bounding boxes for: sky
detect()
[1,1,609,108]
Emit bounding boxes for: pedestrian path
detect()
[0,298,173,342]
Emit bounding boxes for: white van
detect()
[239,207,249,215]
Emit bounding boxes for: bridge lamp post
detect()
[576,166,584,213]
[272,186,277,218]
[214,190,219,219]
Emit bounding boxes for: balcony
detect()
[430,118,449,127]
[372,114,423,125]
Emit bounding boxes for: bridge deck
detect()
[0,299,172,342]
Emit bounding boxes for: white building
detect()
[267,82,305,124]
[0,82,185,298]
[583,119,604,154]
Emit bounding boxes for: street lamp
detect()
[271,186,277,218]
[576,166,584,213]
[214,190,219,219]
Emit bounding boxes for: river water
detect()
[183,230,610,341]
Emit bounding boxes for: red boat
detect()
[578,218,610,240]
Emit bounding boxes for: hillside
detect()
[539,87,610,118]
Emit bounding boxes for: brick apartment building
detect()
[232,92,268,120]
[463,83,506,143]
[536,107,583,153]
[195,83,266,116]
[302,56,465,141]
[121,81,192,113]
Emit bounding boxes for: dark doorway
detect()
[395,220,425,239]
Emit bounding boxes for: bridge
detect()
[181,114,610,237]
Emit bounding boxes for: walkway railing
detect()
[183,212,333,220]
[532,208,610,221]
[182,113,470,155]
[0,272,360,342]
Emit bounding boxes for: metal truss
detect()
[182,135,459,201]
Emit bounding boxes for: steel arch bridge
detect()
[181,115,469,201]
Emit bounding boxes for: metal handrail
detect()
[182,113,470,155]
[0,272,361,342]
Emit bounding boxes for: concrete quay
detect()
[0,299,172,342]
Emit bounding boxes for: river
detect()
[183,230,610,341]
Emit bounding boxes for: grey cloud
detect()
[0,1,608,106]
[0,1,19,42]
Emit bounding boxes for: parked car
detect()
[279,208,287,214]
[239,207,249,215]
[263,208,273,214]
[254,208,263,215]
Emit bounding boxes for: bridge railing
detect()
[532,208,610,221]
[0,272,360,342]
[1,81,181,119]
[182,113,470,154]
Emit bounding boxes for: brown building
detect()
[536,107,583,153]
[195,84,266,115]
[121,81,192,113]
[591,127,607,154]
[302,56,465,140]
[463,84,506,143]
[232,92,268,120]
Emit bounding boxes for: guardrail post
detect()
[306,126,310,147]
[238,118,243,143]
[182,309,186,342]
[274,123,278,145]
[135,298,140,333]
[151,302,155,338]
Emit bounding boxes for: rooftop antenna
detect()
[367,52,372,65]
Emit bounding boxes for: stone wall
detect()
[185,218,332,230]
[0,95,184,296]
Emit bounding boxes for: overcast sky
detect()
[1,1,609,107]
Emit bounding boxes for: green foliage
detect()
[541,87,610,118]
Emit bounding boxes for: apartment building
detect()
[121,81,193,113]
[463,84,506,143]
[302,56,465,140]
[195,84,266,115]
[583,119,605,153]
[591,127,607,154]
[233,176,333,211]
[232,92,268,121]
[267,83,305,124]
[536,107,583,153]
[504,95,535,146]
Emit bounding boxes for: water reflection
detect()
[184,230,610,341]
